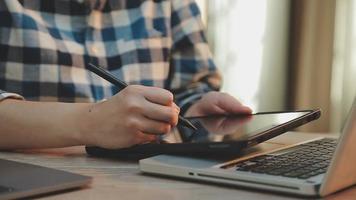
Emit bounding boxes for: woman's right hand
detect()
[79,85,180,149]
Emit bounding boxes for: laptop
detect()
[0,159,92,200]
[140,100,356,197]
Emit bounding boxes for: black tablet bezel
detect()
[85,109,321,159]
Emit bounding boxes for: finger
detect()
[137,117,172,135]
[142,87,174,106]
[216,93,252,114]
[133,132,157,144]
[142,101,179,125]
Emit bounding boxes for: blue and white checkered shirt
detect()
[0,0,221,113]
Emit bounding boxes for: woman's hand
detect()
[185,91,252,117]
[80,85,180,149]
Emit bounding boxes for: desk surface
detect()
[0,132,355,200]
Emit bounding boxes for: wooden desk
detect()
[0,132,355,200]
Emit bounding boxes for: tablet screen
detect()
[162,111,311,144]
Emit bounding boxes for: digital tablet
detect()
[85,110,321,159]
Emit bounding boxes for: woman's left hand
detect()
[184,91,252,117]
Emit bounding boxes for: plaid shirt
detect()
[0,0,220,113]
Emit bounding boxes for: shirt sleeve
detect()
[0,89,24,102]
[168,0,222,115]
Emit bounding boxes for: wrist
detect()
[184,100,201,117]
[71,102,97,146]
[180,96,204,117]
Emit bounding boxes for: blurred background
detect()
[195,0,356,133]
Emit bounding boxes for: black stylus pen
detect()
[87,63,197,130]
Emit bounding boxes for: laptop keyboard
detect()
[233,138,337,179]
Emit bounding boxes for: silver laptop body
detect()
[0,159,92,200]
[140,102,356,197]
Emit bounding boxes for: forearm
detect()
[0,85,181,150]
[0,99,91,149]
